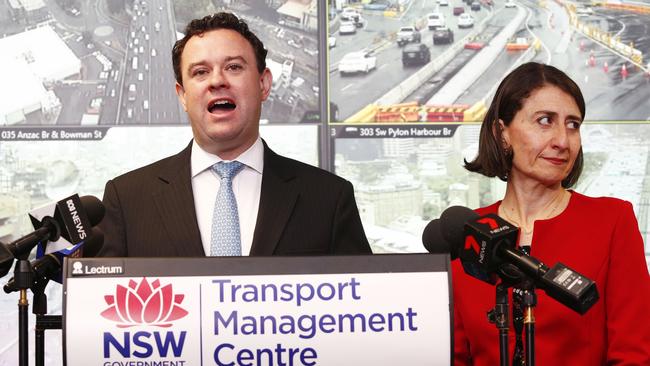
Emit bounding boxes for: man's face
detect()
[175,29,272,159]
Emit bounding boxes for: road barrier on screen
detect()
[464,101,488,122]
[425,105,469,122]
[343,101,490,123]
[568,4,645,69]
[343,96,489,124]
[596,2,650,15]
[505,40,530,51]
[376,103,420,122]
[345,104,378,123]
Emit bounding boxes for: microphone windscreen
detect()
[440,206,479,249]
[80,195,105,226]
[422,219,456,259]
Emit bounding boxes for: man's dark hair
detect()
[465,62,585,188]
[172,12,268,86]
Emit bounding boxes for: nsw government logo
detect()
[101,277,188,327]
[101,278,189,363]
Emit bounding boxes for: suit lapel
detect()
[250,143,299,255]
[152,141,205,256]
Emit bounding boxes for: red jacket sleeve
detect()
[605,201,650,364]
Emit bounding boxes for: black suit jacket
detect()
[97,140,371,257]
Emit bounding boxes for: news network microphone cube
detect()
[460,214,519,284]
[56,195,92,244]
[29,194,92,249]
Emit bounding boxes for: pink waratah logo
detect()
[101,277,188,328]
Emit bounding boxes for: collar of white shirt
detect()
[190,137,264,177]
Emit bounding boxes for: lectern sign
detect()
[64,255,451,365]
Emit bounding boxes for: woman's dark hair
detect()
[172,12,268,86]
[465,62,585,188]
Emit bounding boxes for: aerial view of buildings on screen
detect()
[0,0,320,125]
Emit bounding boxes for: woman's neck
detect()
[498,180,570,240]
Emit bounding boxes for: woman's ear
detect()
[497,119,510,149]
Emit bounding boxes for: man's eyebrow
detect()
[185,56,248,73]
[223,56,248,64]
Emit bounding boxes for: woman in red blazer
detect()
[455,62,650,365]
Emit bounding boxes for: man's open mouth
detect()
[208,98,236,113]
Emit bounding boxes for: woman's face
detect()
[500,84,582,188]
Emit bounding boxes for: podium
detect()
[63,254,452,365]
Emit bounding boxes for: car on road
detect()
[402,43,431,67]
[471,1,481,10]
[458,13,475,28]
[138,72,143,81]
[329,36,337,48]
[340,8,361,22]
[433,27,454,44]
[143,100,149,110]
[453,6,465,15]
[364,1,390,10]
[427,12,446,30]
[396,26,421,46]
[438,0,449,6]
[66,7,81,17]
[303,47,318,56]
[505,0,516,7]
[127,108,133,119]
[339,51,377,75]
[339,21,357,35]
[288,38,303,48]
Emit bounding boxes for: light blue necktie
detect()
[210,161,245,256]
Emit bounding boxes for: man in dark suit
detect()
[98,12,371,257]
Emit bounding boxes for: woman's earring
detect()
[503,141,512,157]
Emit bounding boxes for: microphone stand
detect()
[32,274,62,366]
[521,283,537,366]
[12,258,34,366]
[487,283,509,366]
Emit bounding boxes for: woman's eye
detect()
[567,120,582,129]
[538,116,551,125]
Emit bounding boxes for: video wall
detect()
[0,0,649,363]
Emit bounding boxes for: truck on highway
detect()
[396,26,421,46]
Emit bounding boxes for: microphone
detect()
[422,219,457,260]
[0,194,105,277]
[422,216,502,284]
[3,227,104,293]
[436,206,599,314]
[441,206,520,285]
[32,195,105,255]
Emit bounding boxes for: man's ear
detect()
[260,68,273,101]
[175,82,187,112]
